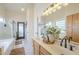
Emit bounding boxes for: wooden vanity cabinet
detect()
[72,13,79,42]
[66,13,79,43]
[32,38,75,55]
[0,48,2,55]
[39,46,51,55]
[32,40,51,55]
[66,15,73,38]
[33,40,40,55]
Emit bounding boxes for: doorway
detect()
[17,22,25,39]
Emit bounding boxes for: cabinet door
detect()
[39,51,44,55]
[39,46,51,55]
[33,40,39,55]
[66,15,73,38]
[72,13,79,43]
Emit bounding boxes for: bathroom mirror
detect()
[41,3,79,43]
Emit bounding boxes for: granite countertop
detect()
[32,37,79,55]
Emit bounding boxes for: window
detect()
[56,19,66,38]
[0,18,4,23]
[56,20,65,30]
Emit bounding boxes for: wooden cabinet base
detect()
[32,40,51,55]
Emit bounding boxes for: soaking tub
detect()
[0,38,15,55]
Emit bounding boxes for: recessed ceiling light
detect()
[21,8,25,11]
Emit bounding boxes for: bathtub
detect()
[0,38,15,55]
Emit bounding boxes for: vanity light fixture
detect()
[43,3,69,16]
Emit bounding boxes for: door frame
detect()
[17,22,25,39]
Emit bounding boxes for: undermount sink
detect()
[56,40,79,53]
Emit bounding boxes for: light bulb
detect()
[57,6,61,10]
[49,11,52,14]
[52,9,56,12]
[46,13,49,16]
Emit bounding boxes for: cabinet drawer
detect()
[39,51,44,55]
[40,46,51,55]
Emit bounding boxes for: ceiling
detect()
[1,3,34,12]
[2,3,50,12]
[0,3,50,16]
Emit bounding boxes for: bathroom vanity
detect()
[32,37,79,55]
